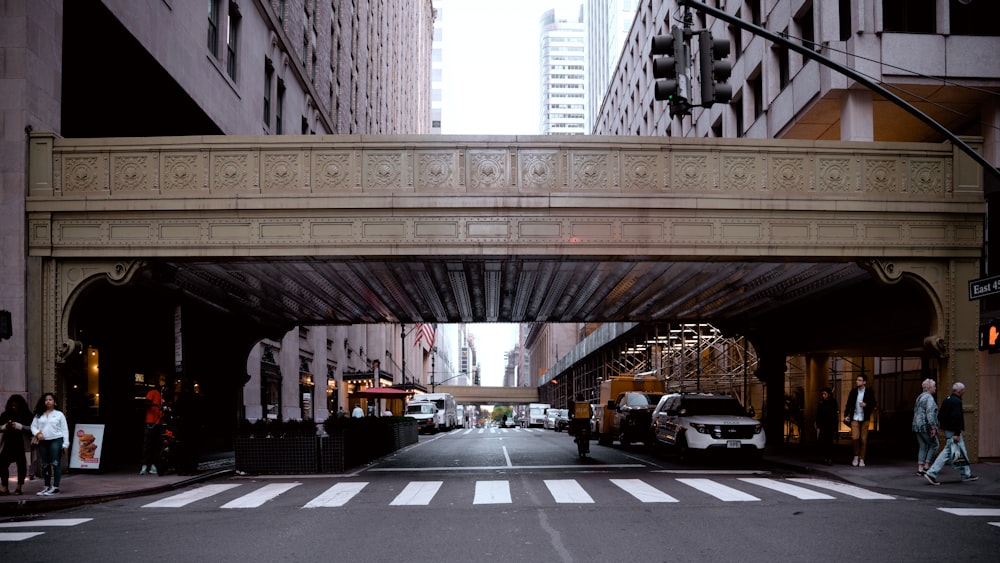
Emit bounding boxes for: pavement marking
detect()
[502,446,513,467]
[738,478,836,500]
[937,508,1000,517]
[0,518,93,528]
[474,480,512,504]
[655,469,769,475]
[391,481,443,505]
[142,484,241,508]
[221,482,301,509]
[368,464,645,472]
[303,482,368,508]
[610,479,678,503]
[0,532,45,542]
[990,523,1000,528]
[788,478,894,500]
[544,479,594,503]
[677,478,760,501]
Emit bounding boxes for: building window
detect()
[794,5,815,50]
[226,2,240,80]
[950,0,1000,36]
[207,0,220,58]
[276,80,285,134]
[750,73,763,120]
[839,0,851,40]
[776,38,789,90]
[882,0,935,33]
[264,60,273,127]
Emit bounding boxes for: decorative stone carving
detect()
[112,154,154,193]
[909,159,943,194]
[817,157,853,192]
[622,152,659,192]
[722,154,760,191]
[365,151,404,190]
[865,158,899,193]
[861,259,903,284]
[313,151,356,191]
[263,151,307,193]
[212,152,258,193]
[62,154,108,193]
[469,150,508,191]
[571,152,610,190]
[162,153,208,192]
[672,154,710,191]
[770,156,809,192]
[417,151,455,191]
[520,151,558,191]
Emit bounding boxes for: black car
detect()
[602,391,663,446]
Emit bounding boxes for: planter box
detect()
[235,420,418,475]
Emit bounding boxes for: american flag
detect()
[414,323,436,348]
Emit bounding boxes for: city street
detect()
[2,427,999,562]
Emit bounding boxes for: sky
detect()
[440,1,583,385]
[440,0,585,135]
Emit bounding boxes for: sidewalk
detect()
[2,450,998,517]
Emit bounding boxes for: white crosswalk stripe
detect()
[142,484,241,508]
[611,479,678,503]
[474,480,512,504]
[788,478,894,500]
[738,478,835,500]
[544,479,594,503]
[938,507,1000,529]
[138,476,895,510]
[221,482,301,509]
[677,478,760,501]
[0,518,92,543]
[303,482,368,508]
[390,481,443,505]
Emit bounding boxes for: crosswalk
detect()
[135,476,896,511]
[0,518,91,542]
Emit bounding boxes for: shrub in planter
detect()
[235,418,318,474]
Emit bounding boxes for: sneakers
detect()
[858,459,866,467]
[139,465,148,475]
[44,488,60,495]
[963,475,979,482]
[924,473,940,486]
[36,486,52,496]
[851,456,859,467]
[149,466,157,475]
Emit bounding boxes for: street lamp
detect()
[431,346,437,392]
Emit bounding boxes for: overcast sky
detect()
[440,0,584,135]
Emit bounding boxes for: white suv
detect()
[651,393,765,460]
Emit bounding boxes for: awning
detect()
[351,387,415,399]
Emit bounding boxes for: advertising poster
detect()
[70,423,105,470]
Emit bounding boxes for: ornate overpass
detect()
[24,133,985,411]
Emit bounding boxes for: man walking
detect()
[843,374,876,467]
[924,382,978,485]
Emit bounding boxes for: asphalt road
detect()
[3,426,999,562]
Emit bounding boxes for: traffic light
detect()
[698,30,732,107]
[979,319,1000,352]
[651,26,690,117]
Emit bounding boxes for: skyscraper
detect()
[539,5,587,134]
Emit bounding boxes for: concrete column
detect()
[802,354,830,446]
[841,89,874,141]
[755,350,787,450]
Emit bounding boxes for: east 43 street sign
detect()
[969,275,1000,300]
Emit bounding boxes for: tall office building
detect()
[431,0,445,133]
[539,5,587,134]
[584,0,640,132]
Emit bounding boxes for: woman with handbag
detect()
[0,394,33,495]
[911,379,938,476]
[30,392,69,496]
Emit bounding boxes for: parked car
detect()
[543,408,560,430]
[504,417,516,428]
[651,393,765,460]
[554,409,569,432]
[601,391,663,446]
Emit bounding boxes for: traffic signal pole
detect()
[676,0,1000,186]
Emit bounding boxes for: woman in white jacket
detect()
[30,392,69,496]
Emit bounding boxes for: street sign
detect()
[969,275,1000,300]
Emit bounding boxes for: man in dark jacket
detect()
[843,374,877,467]
[924,382,977,484]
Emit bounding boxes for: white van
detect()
[410,392,457,431]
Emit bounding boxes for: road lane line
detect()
[738,478,835,500]
[610,479,678,503]
[502,446,513,467]
[677,478,760,501]
[390,481,443,505]
[221,482,301,509]
[142,484,241,508]
[544,479,594,503]
[0,532,45,542]
[938,508,1000,516]
[303,482,368,508]
[0,518,93,528]
[788,478,894,500]
[474,480,512,504]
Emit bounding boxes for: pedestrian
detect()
[0,394,33,495]
[843,374,877,467]
[815,387,838,466]
[351,404,364,418]
[139,376,165,475]
[337,406,347,418]
[924,382,978,485]
[911,378,938,476]
[30,392,69,496]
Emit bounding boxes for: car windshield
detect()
[626,393,663,406]
[681,397,747,416]
[407,404,435,414]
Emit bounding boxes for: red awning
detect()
[351,387,414,399]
